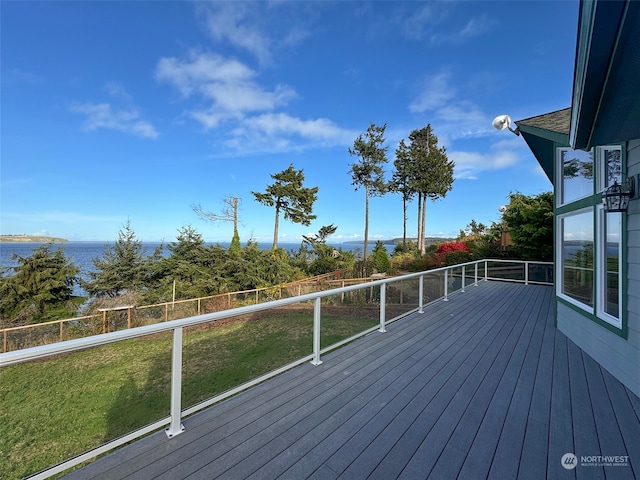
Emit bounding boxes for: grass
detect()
[0,307,379,480]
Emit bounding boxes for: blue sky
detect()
[1,1,577,245]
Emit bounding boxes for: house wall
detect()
[556,138,640,398]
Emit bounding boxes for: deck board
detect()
[62,281,640,480]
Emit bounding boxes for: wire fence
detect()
[0,270,385,352]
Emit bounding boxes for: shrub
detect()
[435,241,471,255]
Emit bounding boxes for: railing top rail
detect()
[0,259,551,367]
[485,259,554,265]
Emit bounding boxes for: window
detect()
[597,146,622,192]
[559,210,594,309]
[558,147,593,205]
[555,145,624,332]
[597,206,622,327]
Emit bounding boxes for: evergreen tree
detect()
[390,139,414,249]
[252,165,319,249]
[153,226,225,300]
[370,241,391,273]
[82,221,158,298]
[0,243,79,324]
[407,125,454,254]
[348,122,389,260]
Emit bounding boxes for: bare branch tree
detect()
[192,196,242,252]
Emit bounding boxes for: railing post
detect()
[165,327,185,438]
[525,261,529,285]
[444,270,449,301]
[461,266,466,293]
[311,298,323,365]
[379,283,386,333]
[474,262,478,286]
[484,260,488,281]
[419,275,424,313]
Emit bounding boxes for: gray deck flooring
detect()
[64,281,640,479]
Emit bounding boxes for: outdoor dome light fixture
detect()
[492,114,520,136]
[603,177,635,212]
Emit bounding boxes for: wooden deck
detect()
[63,281,640,480]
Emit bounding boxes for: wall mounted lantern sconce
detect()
[603,177,635,212]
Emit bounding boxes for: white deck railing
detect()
[0,259,552,479]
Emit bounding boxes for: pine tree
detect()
[348,122,389,260]
[252,165,319,249]
[407,125,454,254]
[82,221,155,297]
[0,243,79,324]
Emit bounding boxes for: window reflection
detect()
[598,147,622,189]
[560,148,593,204]
[603,212,621,318]
[561,211,594,307]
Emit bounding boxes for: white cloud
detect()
[401,3,452,41]
[197,2,312,65]
[156,52,355,153]
[156,52,296,129]
[409,70,492,141]
[71,102,158,139]
[225,113,356,154]
[400,3,492,45]
[200,2,273,64]
[430,15,495,45]
[409,70,455,113]
[240,113,352,141]
[449,147,519,180]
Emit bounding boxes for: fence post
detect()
[484,260,488,281]
[419,275,424,313]
[444,270,449,301]
[198,298,201,315]
[3,330,6,353]
[165,327,185,438]
[127,308,132,329]
[474,262,479,286]
[311,298,323,365]
[60,321,64,341]
[462,266,466,293]
[525,262,529,285]
[379,283,386,333]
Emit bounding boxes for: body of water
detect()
[0,241,388,296]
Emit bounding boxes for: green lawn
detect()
[0,307,379,480]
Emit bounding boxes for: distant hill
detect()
[343,237,454,246]
[0,235,68,243]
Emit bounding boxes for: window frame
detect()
[554,144,625,335]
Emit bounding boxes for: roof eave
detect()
[569,0,628,150]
